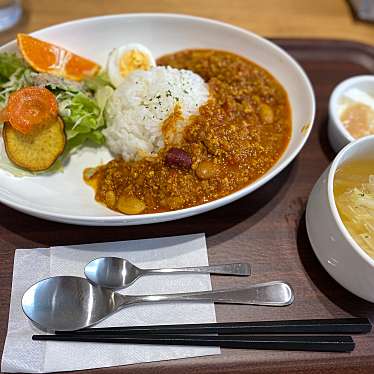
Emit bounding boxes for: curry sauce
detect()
[85,49,291,214]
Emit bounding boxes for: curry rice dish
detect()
[85,49,291,214]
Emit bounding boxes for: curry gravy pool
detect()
[85,49,291,214]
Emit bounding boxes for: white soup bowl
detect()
[306,135,374,302]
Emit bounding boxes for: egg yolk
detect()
[119,50,151,77]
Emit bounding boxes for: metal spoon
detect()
[22,276,294,331]
[85,257,251,289]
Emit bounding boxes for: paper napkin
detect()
[1,234,220,373]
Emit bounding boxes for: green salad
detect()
[0,53,113,175]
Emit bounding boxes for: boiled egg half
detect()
[106,43,156,87]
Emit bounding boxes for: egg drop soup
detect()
[334,159,374,258]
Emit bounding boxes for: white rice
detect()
[103,66,209,160]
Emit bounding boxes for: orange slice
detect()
[17,33,100,81]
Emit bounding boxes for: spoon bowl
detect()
[85,257,143,289]
[22,276,119,331]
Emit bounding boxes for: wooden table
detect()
[1,1,374,374]
[0,0,374,46]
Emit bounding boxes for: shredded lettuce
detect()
[84,70,112,92]
[47,71,113,152]
[0,53,27,82]
[0,53,31,108]
[56,85,112,152]
[58,92,104,140]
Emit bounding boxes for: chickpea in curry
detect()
[84,49,291,214]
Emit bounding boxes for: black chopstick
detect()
[32,334,355,353]
[55,318,371,335]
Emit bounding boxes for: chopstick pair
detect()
[33,317,372,353]
[56,317,372,335]
[33,334,355,353]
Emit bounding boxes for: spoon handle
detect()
[143,263,250,276]
[130,281,294,307]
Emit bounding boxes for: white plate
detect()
[0,13,315,226]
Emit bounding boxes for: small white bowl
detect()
[306,135,374,302]
[328,75,374,153]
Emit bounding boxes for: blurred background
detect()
[0,0,373,46]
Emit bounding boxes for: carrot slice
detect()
[0,108,8,123]
[17,33,100,81]
[7,87,58,134]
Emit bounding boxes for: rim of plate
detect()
[327,135,374,268]
[0,13,316,224]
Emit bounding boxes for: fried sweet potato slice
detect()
[3,117,66,171]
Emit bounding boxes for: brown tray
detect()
[1,39,374,374]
